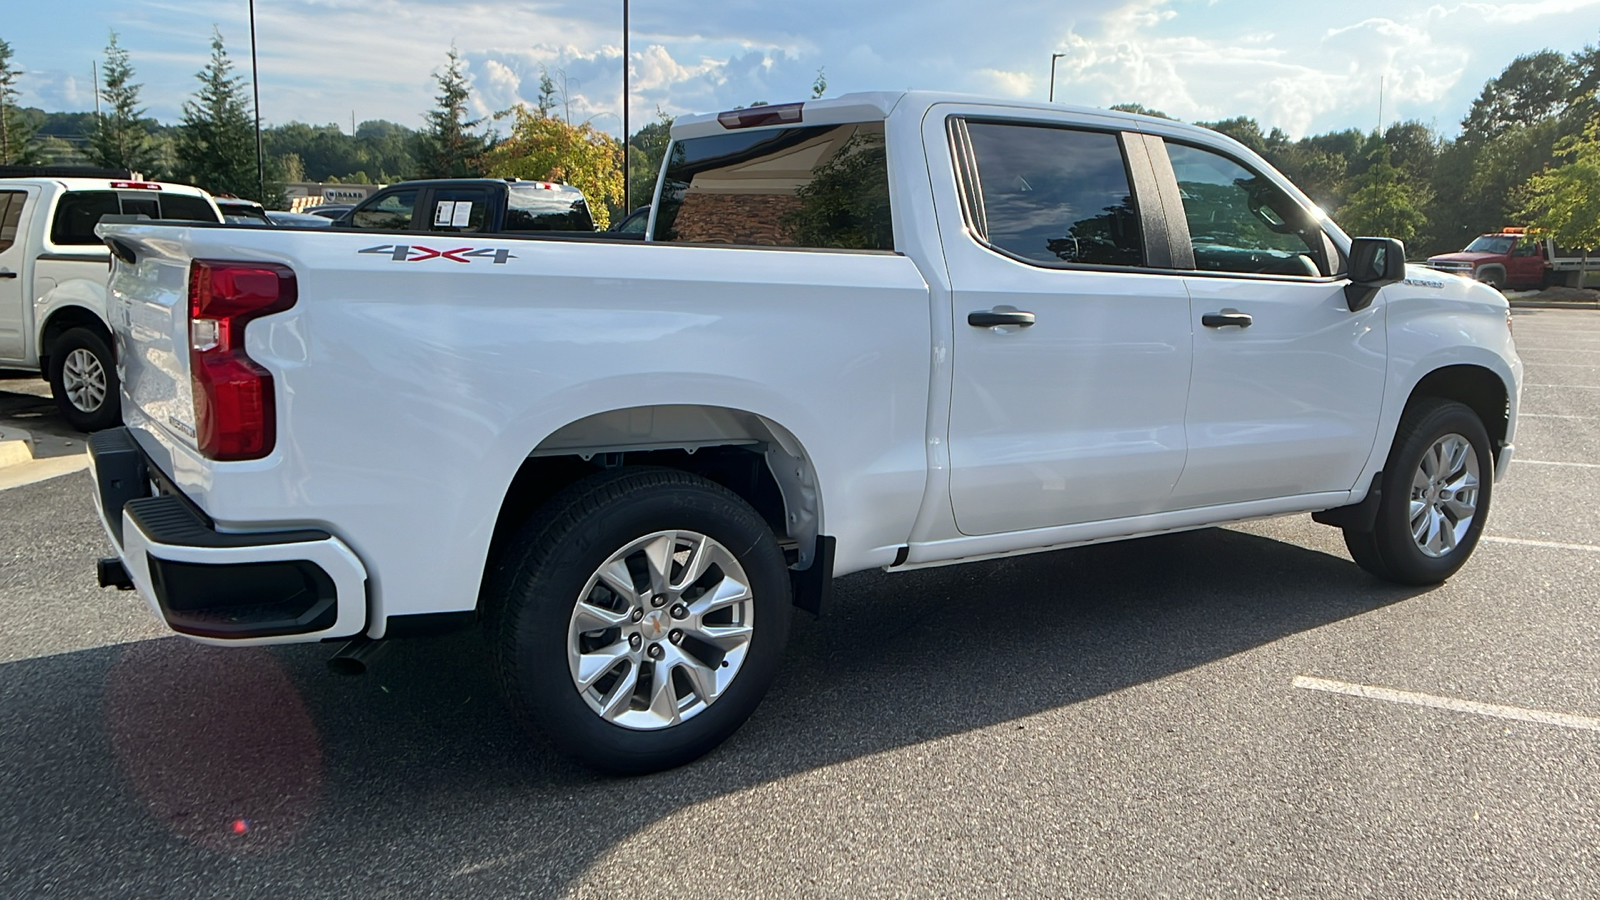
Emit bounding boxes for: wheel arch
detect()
[38,303,114,373]
[1406,363,1510,458]
[1473,263,1507,286]
[483,404,825,583]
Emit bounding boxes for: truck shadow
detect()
[0,527,1425,897]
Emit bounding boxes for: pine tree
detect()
[174,29,275,203]
[0,38,41,165]
[88,32,158,175]
[417,46,488,178]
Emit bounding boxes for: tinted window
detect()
[654,121,892,250]
[0,191,24,252]
[964,123,1143,267]
[1166,143,1327,277]
[505,184,595,232]
[425,188,490,233]
[50,191,121,245]
[161,193,221,223]
[1512,237,1540,257]
[352,190,418,230]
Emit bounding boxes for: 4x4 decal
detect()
[359,244,516,264]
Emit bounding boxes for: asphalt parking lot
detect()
[2,307,1598,898]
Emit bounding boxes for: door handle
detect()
[1201,309,1252,328]
[0,269,16,279]
[968,308,1036,328]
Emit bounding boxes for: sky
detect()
[4,0,1599,140]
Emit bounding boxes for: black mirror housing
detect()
[1345,236,1406,311]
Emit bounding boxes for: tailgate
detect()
[102,226,200,451]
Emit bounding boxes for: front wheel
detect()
[1343,399,1493,585]
[484,467,793,774]
[47,327,120,432]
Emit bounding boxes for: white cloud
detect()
[979,69,1036,97]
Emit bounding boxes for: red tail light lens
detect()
[188,260,297,460]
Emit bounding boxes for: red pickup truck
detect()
[1426,228,1600,290]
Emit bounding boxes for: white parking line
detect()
[1293,675,1600,733]
[1482,535,1600,553]
[1516,348,1600,353]
[1515,458,1600,469]
[1524,383,1600,389]
[1520,413,1599,419]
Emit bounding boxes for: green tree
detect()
[417,46,489,178]
[1517,117,1600,270]
[537,67,559,117]
[1337,147,1431,244]
[0,38,40,165]
[485,105,622,227]
[627,112,672,211]
[1460,51,1579,146]
[88,32,159,175]
[175,29,277,203]
[1108,102,1172,119]
[811,67,827,100]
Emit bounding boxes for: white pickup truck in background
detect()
[90,92,1521,773]
[0,172,221,430]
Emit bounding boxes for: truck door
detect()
[0,186,37,361]
[934,114,1194,535]
[1156,141,1386,506]
[1508,237,1544,287]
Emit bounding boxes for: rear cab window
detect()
[652,121,892,250]
[505,184,594,232]
[50,189,219,245]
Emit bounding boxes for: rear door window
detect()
[961,122,1144,267]
[50,191,121,245]
[0,191,25,252]
[425,188,490,233]
[653,121,892,250]
[352,189,419,230]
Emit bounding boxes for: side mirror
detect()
[1345,236,1406,312]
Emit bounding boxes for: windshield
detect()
[1464,236,1514,254]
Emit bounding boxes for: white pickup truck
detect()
[0,173,221,429]
[89,92,1521,773]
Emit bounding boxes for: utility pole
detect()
[1049,53,1065,103]
[1378,76,1384,134]
[249,0,265,201]
[92,61,101,117]
[622,0,631,213]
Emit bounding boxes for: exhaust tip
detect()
[327,637,387,676]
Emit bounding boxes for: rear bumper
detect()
[89,427,368,645]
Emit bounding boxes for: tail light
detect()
[717,102,804,129]
[187,260,297,460]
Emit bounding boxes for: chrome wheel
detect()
[62,347,107,413]
[1409,432,1480,558]
[567,530,755,731]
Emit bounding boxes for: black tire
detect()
[484,466,792,775]
[1343,399,1493,585]
[47,327,120,432]
[1477,268,1506,290]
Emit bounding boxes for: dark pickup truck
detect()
[337,178,597,234]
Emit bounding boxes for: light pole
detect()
[249,0,264,201]
[1049,53,1065,103]
[622,0,631,214]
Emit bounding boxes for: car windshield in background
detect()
[1465,236,1515,254]
[652,121,892,250]
[505,185,594,232]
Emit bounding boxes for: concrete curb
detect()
[1508,299,1600,310]
[0,425,35,469]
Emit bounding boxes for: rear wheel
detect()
[484,467,792,774]
[47,327,120,432]
[1342,399,1493,585]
